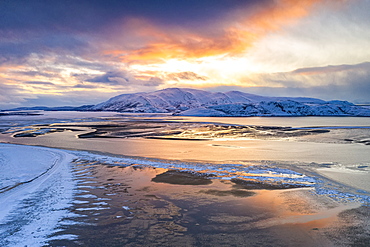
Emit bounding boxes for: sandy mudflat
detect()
[1,113,369,246]
[48,158,369,247]
[316,166,370,192]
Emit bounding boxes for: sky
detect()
[0,0,370,108]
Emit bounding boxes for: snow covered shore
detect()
[0,142,368,246]
[0,144,77,246]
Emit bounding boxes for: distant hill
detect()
[4,88,370,117]
[90,88,370,116]
[3,105,94,112]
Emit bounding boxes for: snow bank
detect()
[0,144,61,191]
[0,144,77,247]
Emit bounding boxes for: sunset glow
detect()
[0,0,369,108]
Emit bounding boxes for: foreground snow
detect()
[0,144,76,247]
[0,144,63,191]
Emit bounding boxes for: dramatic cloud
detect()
[100,0,329,64]
[84,70,164,87]
[165,72,208,81]
[86,71,129,85]
[208,62,370,103]
[0,0,369,107]
[292,62,370,76]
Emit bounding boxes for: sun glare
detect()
[129,54,266,87]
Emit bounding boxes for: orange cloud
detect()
[103,21,255,64]
[242,0,321,34]
[101,0,335,65]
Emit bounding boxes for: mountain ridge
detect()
[91,88,328,113]
[3,88,370,117]
[91,87,370,116]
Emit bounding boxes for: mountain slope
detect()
[92,88,370,116]
[92,88,235,112]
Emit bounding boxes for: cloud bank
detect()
[0,0,369,108]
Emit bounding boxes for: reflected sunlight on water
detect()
[1,113,369,246]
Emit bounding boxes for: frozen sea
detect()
[0,111,369,246]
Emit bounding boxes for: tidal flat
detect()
[49,159,369,247]
[0,111,369,246]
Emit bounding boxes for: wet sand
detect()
[1,116,370,167]
[1,113,369,246]
[1,128,370,166]
[49,160,367,247]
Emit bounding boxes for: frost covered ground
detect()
[0,144,77,247]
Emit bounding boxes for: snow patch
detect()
[0,144,77,247]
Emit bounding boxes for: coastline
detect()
[0,113,369,246]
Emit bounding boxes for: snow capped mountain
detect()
[92,88,238,112]
[91,88,370,116]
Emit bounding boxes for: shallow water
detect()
[1,113,370,164]
[1,112,369,246]
[1,112,369,190]
[49,158,363,247]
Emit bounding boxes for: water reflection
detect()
[1,112,369,246]
[50,160,359,246]
[1,114,369,165]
